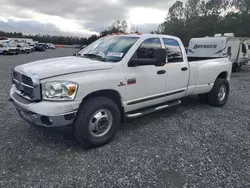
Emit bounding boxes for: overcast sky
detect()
[0,0,178,37]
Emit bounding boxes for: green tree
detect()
[156,0,250,46]
[100,20,128,36]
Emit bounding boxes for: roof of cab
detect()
[103,33,181,41]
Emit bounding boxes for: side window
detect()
[135,38,162,59]
[0,44,2,47]
[163,38,183,63]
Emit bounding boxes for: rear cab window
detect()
[163,38,183,63]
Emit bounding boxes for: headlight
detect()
[42,81,78,100]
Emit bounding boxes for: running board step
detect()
[125,99,181,118]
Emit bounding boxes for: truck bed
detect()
[188,57,225,62]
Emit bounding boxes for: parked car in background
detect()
[17,43,31,53]
[25,44,34,52]
[46,43,56,49]
[0,36,8,40]
[73,44,82,48]
[0,42,17,55]
[0,42,10,55]
[16,43,26,54]
[7,42,20,54]
[39,43,49,49]
[34,44,46,51]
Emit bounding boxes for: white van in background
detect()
[0,42,10,55]
[187,33,249,72]
[0,41,18,55]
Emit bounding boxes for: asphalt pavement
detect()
[0,49,250,188]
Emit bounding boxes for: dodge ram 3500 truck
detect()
[10,34,232,148]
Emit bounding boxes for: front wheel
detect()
[208,78,229,107]
[73,96,121,149]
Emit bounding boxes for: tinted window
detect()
[163,38,183,62]
[135,38,162,59]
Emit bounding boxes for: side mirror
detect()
[128,48,166,67]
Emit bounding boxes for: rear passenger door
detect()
[162,38,189,101]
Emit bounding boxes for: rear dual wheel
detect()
[198,78,229,107]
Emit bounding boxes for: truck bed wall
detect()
[186,58,232,96]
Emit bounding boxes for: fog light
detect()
[64,113,75,120]
[41,116,53,126]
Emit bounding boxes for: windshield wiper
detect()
[83,54,107,62]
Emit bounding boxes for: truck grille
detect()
[22,75,33,86]
[12,70,41,101]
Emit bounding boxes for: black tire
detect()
[73,96,121,149]
[3,51,8,55]
[208,78,229,107]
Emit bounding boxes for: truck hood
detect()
[15,56,114,79]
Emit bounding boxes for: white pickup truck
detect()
[10,34,232,148]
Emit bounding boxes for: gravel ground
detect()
[0,49,250,188]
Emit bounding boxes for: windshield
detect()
[2,43,8,47]
[8,43,16,47]
[78,36,139,62]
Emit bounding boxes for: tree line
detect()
[1,0,249,46]
[155,0,250,46]
[0,31,99,45]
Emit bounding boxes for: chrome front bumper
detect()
[10,85,81,127]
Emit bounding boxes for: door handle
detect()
[157,70,166,74]
[181,67,188,71]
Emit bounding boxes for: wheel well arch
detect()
[217,71,228,80]
[81,89,124,118]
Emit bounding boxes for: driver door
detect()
[123,38,168,112]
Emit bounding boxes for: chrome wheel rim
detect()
[89,109,113,137]
[218,85,227,101]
